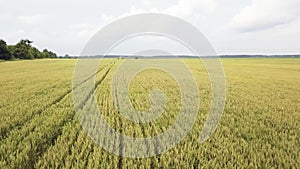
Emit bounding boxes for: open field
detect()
[0,58,299,168]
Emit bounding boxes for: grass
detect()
[0,58,299,168]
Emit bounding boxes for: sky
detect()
[1,0,300,56]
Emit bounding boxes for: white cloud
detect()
[101,0,217,24]
[70,23,100,39]
[166,0,217,19]
[230,0,300,32]
[17,15,45,25]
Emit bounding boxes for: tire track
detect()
[0,83,70,141]
[0,61,114,142]
[75,61,116,110]
[29,60,117,168]
[117,122,124,169]
[34,121,81,168]
[0,60,117,168]
[30,60,117,168]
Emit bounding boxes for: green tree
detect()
[7,45,15,56]
[42,49,57,58]
[1,39,57,60]
[42,49,50,58]
[0,39,13,60]
[48,51,57,58]
[29,47,42,59]
[13,39,34,59]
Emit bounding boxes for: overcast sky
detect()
[1,0,300,56]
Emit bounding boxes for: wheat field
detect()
[0,58,299,168]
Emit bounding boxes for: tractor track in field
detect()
[0,60,115,143]
[36,60,116,168]
[0,61,116,142]
[75,62,116,110]
[31,60,117,167]
[117,122,124,169]
[0,60,118,168]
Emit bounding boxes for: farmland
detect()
[0,58,299,168]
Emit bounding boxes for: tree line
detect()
[0,39,57,60]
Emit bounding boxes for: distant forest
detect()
[0,39,57,60]
[2,38,299,61]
